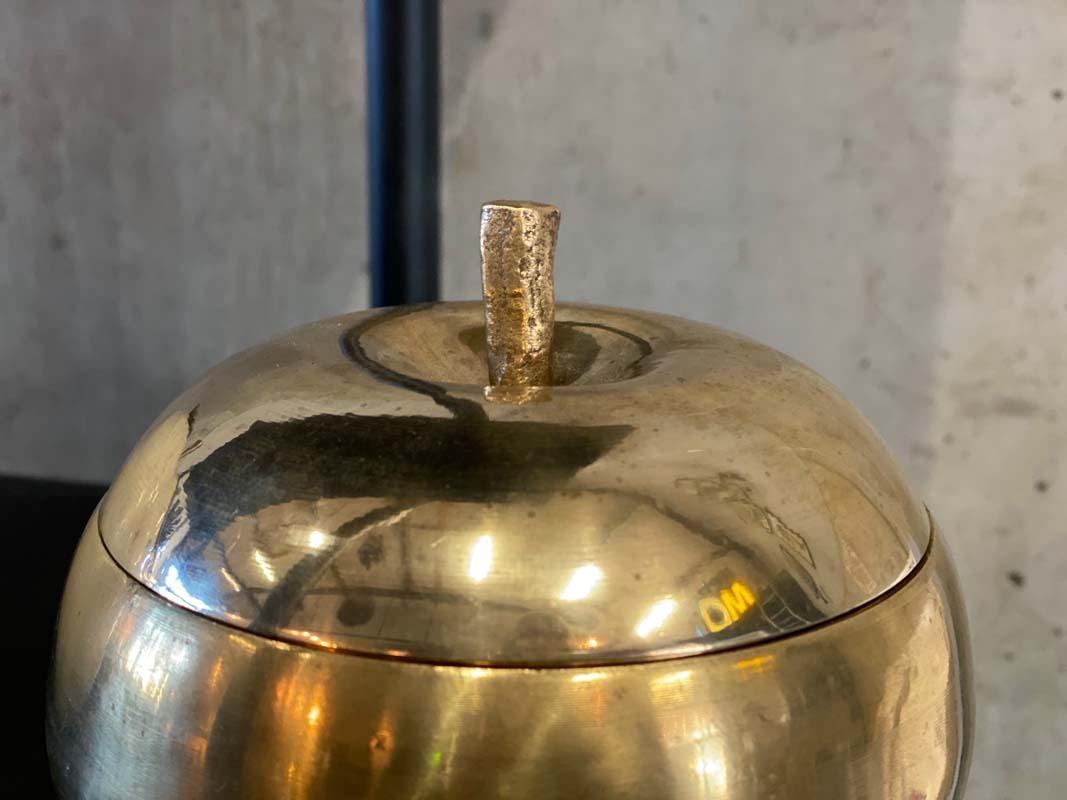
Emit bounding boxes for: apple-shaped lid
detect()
[97,202,928,667]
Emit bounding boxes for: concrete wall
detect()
[2,1,1064,795]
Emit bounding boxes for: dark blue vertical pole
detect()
[365,0,440,307]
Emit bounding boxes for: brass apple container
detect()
[47,202,972,798]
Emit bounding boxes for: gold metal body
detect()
[47,202,972,797]
[51,512,970,799]
[82,302,928,666]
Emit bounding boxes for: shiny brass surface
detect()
[480,200,560,387]
[48,511,971,799]
[48,200,972,798]
[95,301,927,665]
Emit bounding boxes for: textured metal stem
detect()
[480,200,560,386]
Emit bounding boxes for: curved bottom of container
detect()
[48,508,972,799]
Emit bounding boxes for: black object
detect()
[2,475,107,798]
[366,0,441,306]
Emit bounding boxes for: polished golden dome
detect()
[47,202,972,799]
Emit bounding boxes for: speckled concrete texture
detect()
[1,1,1063,796]
[0,1,369,479]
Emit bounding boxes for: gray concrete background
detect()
[1,1,1064,795]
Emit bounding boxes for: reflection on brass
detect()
[480,200,560,386]
[47,200,972,798]
[483,383,553,404]
[89,300,934,664]
[48,518,972,799]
